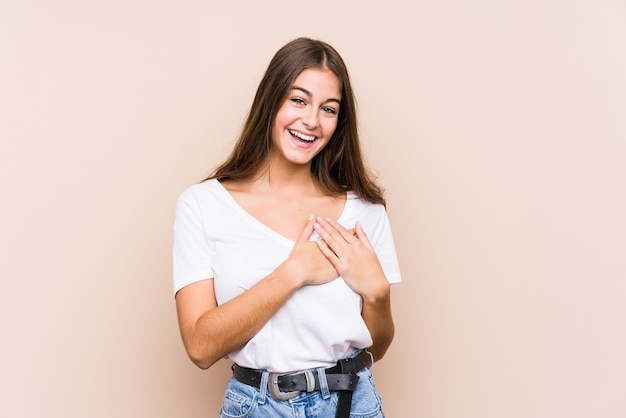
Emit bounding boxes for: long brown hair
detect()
[206,37,385,206]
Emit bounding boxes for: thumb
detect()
[296,214,316,242]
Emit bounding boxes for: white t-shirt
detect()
[173,179,401,372]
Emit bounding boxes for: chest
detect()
[229,192,346,242]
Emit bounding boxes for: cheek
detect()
[272,104,292,128]
[271,111,288,138]
[323,119,339,139]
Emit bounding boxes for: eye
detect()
[290,97,306,106]
[321,106,338,115]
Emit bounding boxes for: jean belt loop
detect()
[364,349,374,368]
[258,370,270,404]
[316,367,331,399]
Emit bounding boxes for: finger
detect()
[354,221,374,249]
[296,215,316,243]
[313,220,346,258]
[316,239,340,265]
[313,217,343,244]
[313,219,336,244]
[322,217,357,243]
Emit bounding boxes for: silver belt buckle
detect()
[268,373,299,401]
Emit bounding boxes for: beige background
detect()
[2,1,625,417]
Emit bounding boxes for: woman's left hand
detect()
[313,217,389,302]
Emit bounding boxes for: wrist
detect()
[273,259,306,290]
[361,280,390,305]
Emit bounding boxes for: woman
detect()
[173,37,402,417]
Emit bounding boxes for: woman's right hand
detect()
[284,215,339,286]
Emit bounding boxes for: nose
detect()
[301,107,319,129]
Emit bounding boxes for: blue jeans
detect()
[219,357,385,417]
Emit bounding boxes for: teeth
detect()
[289,130,315,142]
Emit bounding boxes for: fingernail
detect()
[308,214,315,221]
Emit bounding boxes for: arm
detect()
[175,216,338,369]
[314,218,396,362]
[360,283,394,361]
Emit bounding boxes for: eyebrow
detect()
[291,86,341,105]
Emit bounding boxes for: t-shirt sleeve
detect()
[172,193,215,296]
[370,207,402,284]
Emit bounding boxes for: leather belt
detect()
[232,351,371,409]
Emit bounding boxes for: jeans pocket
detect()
[347,369,385,418]
[219,379,259,418]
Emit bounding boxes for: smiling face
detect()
[270,68,342,168]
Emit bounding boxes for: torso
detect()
[220,179,346,241]
[173,178,401,371]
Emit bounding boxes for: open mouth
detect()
[289,129,316,144]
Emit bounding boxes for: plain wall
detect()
[2,1,625,417]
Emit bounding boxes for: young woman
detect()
[173,37,402,418]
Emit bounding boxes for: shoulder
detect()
[177,179,223,204]
[175,179,233,224]
[174,179,236,235]
[346,192,387,217]
[342,192,391,236]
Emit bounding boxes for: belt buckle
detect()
[268,373,299,401]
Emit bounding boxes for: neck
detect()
[253,159,319,195]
